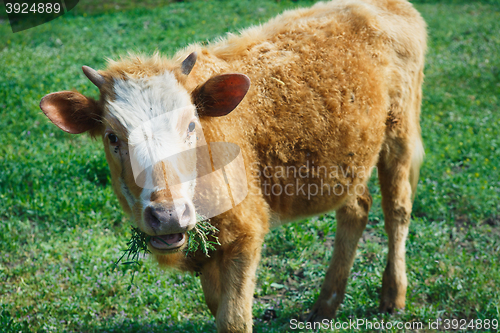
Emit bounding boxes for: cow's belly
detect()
[268,194,348,229]
[253,158,377,228]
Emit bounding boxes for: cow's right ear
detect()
[192,74,250,117]
[40,91,101,134]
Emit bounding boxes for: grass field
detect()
[1,0,499,332]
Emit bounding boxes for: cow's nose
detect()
[144,202,192,234]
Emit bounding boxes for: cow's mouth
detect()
[149,233,186,251]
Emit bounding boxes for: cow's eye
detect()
[108,133,119,145]
[188,122,196,132]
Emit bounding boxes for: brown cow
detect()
[40,0,426,331]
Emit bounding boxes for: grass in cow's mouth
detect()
[112,216,220,289]
[185,217,221,257]
[110,226,150,290]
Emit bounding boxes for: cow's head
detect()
[40,52,250,254]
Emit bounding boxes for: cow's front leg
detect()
[200,235,263,333]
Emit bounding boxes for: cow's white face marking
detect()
[104,71,203,233]
[101,69,249,244]
[108,71,191,130]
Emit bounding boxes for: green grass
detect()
[1,0,499,332]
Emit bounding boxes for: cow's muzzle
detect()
[143,201,195,252]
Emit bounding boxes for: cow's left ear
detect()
[40,91,101,134]
[192,74,250,117]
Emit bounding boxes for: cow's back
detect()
[188,0,426,224]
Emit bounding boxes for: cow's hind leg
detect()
[378,134,423,312]
[307,186,372,321]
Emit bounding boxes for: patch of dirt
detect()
[360,229,385,245]
[484,215,500,226]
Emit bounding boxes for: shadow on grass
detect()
[73,319,218,333]
[2,303,386,333]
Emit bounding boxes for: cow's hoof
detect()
[380,292,405,314]
[380,300,405,314]
[304,305,335,323]
[304,308,319,323]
